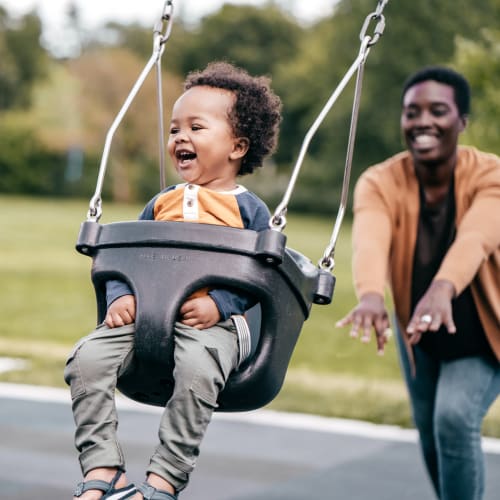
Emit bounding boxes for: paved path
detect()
[1,383,500,499]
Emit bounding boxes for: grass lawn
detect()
[1,195,500,436]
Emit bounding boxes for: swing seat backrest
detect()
[77,220,334,411]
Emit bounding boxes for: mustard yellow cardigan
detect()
[352,146,500,361]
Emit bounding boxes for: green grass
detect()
[1,195,500,435]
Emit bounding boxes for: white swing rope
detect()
[270,0,389,273]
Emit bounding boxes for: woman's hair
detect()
[184,61,282,175]
[401,66,471,116]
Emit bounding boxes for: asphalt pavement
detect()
[1,383,500,500]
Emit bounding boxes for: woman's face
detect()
[401,80,467,167]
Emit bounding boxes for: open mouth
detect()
[412,133,438,150]
[176,150,196,166]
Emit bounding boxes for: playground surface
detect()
[1,383,500,500]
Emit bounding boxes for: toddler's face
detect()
[167,86,247,191]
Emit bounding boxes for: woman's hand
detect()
[336,292,391,355]
[406,279,456,345]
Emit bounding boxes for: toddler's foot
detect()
[135,472,177,499]
[73,468,135,499]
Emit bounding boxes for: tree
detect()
[453,29,500,155]
[175,4,303,77]
[0,47,183,200]
[0,8,18,110]
[0,115,67,196]
[66,47,183,202]
[273,0,500,213]
[0,8,48,110]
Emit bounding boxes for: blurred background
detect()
[1,0,499,211]
[1,0,500,433]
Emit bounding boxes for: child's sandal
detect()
[137,482,177,499]
[74,470,137,499]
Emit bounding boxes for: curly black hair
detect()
[184,61,282,176]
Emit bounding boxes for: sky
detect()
[0,0,336,56]
[0,0,336,29]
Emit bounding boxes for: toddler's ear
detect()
[230,137,250,160]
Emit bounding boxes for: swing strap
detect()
[270,0,390,273]
[86,1,174,222]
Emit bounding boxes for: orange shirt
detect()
[352,146,500,360]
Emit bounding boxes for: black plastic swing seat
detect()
[76,220,335,412]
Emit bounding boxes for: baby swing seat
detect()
[77,219,334,411]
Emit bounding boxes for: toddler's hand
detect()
[104,294,136,328]
[180,296,221,329]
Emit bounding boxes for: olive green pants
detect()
[64,320,239,491]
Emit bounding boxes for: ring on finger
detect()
[420,314,432,324]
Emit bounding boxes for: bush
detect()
[0,118,101,198]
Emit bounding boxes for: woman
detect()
[337,66,500,499]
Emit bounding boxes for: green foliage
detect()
[174,4,302,77]
[2,2,500,212]
[104,20,192,77]
[64,47,182,201]
[0,9,48,110]
[273,0,500,213]
[0,117,64,195]
[453,29,500,155]
[0,110,101,197]
[0,46,183,200]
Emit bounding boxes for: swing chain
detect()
[360,0,388,47]
[86,1,175,221]
[318,34,371,272]
[270,0,389,237]
[154,1,175,191]
[154,0,174,52]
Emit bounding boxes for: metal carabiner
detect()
[359,0,387,47]
[154,0,174,53]
[87,195,102,221]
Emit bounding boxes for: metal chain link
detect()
[155,1,175,191]
[359,0,388,46]
[154,0,174,49]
